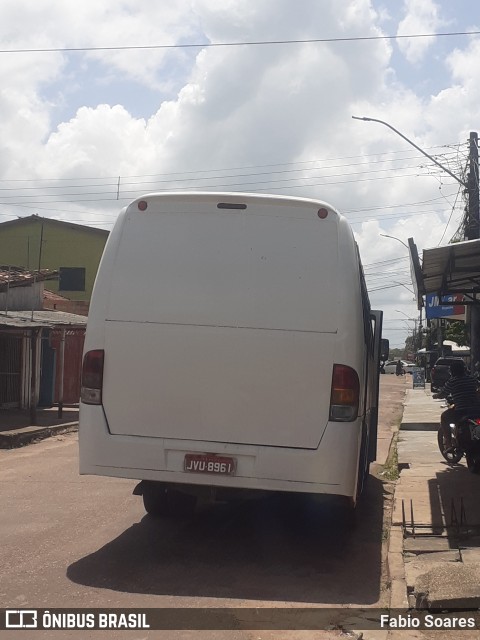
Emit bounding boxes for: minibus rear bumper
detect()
[79,404,362,498]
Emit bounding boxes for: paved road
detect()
[0,376,406,639]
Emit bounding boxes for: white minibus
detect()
[79,192,383,517]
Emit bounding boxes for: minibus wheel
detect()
[333,496,357,529]
[141,482,169,517]
[141,481,197,517]
[356,424,369,499]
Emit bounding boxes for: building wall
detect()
[0,331,23,407]
[0,282,44,311]
[0,217,108,302]
[50,328,85,404]
[43,298,89,316]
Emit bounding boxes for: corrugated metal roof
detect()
[0,215,109,236]
[420,239,480,297]
[0,310,87,328]
[43,289,69,302]
[0,266,58,291]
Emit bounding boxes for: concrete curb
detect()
[387,526,409,608]
[0,422,78,449]
[386,389,410,618]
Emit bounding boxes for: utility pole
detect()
[467,132,479,241]
[467,132,480,367]
[352,117,480,369]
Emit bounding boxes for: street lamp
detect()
[353,114,474,360]
[396,312,423,351]
[351,116,468,188]
[380,234,415,296]
[392,281,415,295]
[380,233,409,250]
[396,310,415,320]
[380,236,415,296]
[396,310,417,335]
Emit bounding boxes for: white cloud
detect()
[0,0,478,348]
[396,0,447,63]
[40,105,148,177]
[0,0,200,87]
[448,37,480,77]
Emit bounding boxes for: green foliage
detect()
[445,320,469,347]
[382,435,399,481]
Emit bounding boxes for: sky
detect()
[1,0,480,348]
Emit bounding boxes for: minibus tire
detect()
[166,489,197,517]
[356,426,369,499]
[142,482,169,517]
[142,483,197,517]
[334,496,357,529]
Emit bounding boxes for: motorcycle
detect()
[437,410,480,473]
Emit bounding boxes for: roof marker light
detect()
[138,200,148,211]
[318,208,328,219]
[217,202,247,210]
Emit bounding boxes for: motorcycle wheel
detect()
[437,428,463,464]
[466,453,480,474]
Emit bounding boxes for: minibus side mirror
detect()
[380,339,389,363]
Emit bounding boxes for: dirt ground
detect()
[374,373,408,472]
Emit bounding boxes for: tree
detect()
[445,320,469,347]
[404,335,415,359]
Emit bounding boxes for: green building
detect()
[0,215,109,302]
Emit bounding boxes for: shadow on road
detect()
[428,459,480,535]
[67,477,387,604]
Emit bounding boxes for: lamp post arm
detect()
[380,233,409,249]
[392,281,415,294]
[352,116,468,188]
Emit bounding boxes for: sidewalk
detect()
[388,384,480,611]
[0,406,78,448]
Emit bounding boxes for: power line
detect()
[0,144,464,186]
[437,183,463,245]
[344,191,460,213]
[363,256,409,268]
[0,166,461,207]
[0,164,448,199]
[365,269,411,280]
[368,282,415,292]
[0,162,436,192]
[0,143,465,224]
[1,31,479,54]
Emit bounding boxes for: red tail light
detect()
[329,364,360,422]
[81,350,104,405]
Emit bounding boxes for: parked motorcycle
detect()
[437,411,480,473]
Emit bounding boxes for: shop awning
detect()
[412,238,480,307]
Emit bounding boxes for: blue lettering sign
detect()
[425,293,464,320]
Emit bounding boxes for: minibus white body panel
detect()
[79,193,381,502]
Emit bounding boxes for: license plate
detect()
[184,453,236,475]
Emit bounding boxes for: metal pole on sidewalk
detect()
[467,132,480,368]
[29,328,40,425]
[58,328,66,418]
